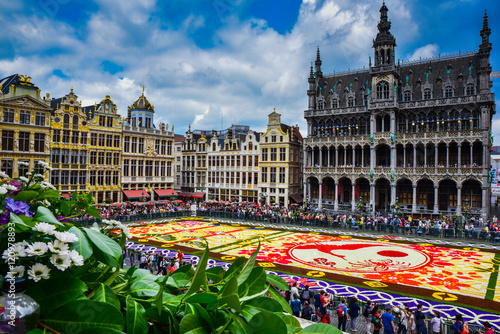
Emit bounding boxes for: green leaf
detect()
[219,293,241,313]
[13,190,39,202]
[185,244,209,297]
[185,292,218,304]
[223,256,245,280]
[69,226,93,260]
[27,274,88,315]
[266,274,290,291]
[42,300,125,332]
[179,314,210,334]
[25,329,45,334]
[37,189,62,200]
[300,323,344,333]
[34,206,64,226]
[268,285,292,314]
[84,227,121,267]
[219,276,237,297]
[275,313,301,333]
[206,266,225,283]
[94,283,121,311]
[86,206,102,220]
[237,242,261,285]
[10,213,33,232]
[244,296,283,313]
[80,328,126,334]
[126,295,148,334]
[227,313,251,334]
[238,267,266,297]
[247,311,287,334]
[130,278,159,298]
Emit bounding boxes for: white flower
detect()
[48,240,69,254]
[0,186,7,195]
[6,265,25,279]
[33,222,56,235]
[26,242,49,256]
[25,172,32,176]
[19,176,29,183]
[2,244,27,262]
[38,161,49,168]
[33,174,44,179]
[14,240,30,248]
[50,253,71,271]
[54,231,79,243]
[41,181,56,190]
[102,219,121,226]
[45,166,53,171]
[69,250,84,266]
[18,161,29,167]
[28,263,51,282]
[90,226,100,232]
[5,184,18,191]
[0,171,8,178]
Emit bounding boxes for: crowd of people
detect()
[283,284,494,334]
[124,248,194,276]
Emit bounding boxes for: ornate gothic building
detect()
[304,4,495,218]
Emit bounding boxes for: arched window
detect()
[423,89,432,100]
[249,142,253,150]
[403,91,411,102]
[63,114,70,124]
[466,84,475,96]
[348,97,354,107]
[332,99,338,108]
[377,81,389,99]
[212,143,216,151]
[444,86,453,98]
[318,101,324,110]
[72,115,79,129]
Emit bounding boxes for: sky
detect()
[0,0,499,138]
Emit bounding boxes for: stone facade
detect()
[303,5,495,218]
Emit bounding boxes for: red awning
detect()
[154,189,178,197]
[192,192,205,199]
[123,190,151,199]
[61,193,71,199]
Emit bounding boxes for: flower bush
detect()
[0,165,335,333]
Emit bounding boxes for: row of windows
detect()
[53,130,88,145]
[207,171,259,185]
[89,152,120,165]
[206,155,259,168]
[123,137,172,155]
[262,148,287,162]
[50,170,87,185]
[62,114,81,130]
[90,133,120,148]
[2,131,46,152]
[51,149,88,164]
[123,160,172,177]
[98,115,116,128]
[2,110,47,126]
[1,160,46,177]
[89,171,120,186]
[261,167,287,183]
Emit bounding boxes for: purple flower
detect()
[56,216,74,223]
[7,179,22,196]
[5,198,33,217]
[0,212,9,226]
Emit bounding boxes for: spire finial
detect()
[142,84,146,95]
[188,124,191,131]
[273,107,276,113]
[483,10,489,30]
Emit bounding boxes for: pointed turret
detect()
[478,10,492,94]
[373,1,396,67]
[315,47,322,78]
[307,63,316,110]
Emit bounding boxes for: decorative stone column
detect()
[456,185,462,216]
[318,180,323,211]
[334,181,339,211]
[412,185,417,213]
[433,185,439,214]
[351,183,356,211]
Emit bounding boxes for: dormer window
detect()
[444,86,453,98]
[377,81,389,99]
[318,101,324,109]
[403,91,411,102]
[332,99,338,108]
[466,84,475,96]
[423,89,432,100]
[348,97,354,107]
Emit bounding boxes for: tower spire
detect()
[315,47,322,78]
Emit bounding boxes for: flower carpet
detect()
[125,218,500,319]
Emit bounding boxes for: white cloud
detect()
[406,44,439,62]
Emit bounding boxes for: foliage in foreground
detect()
[0,166,339,333]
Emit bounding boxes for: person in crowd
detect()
[407,308,416,334]
[320,292,332,324]
[415,304,427,334]
[372,305,383,334]
[476,321,494,334]
[314,290,324,313]
[381,306,396,334]
[430,311,444,334]
[300,285,312,305]
[302,301,313,321]
[364,300,374,334]
[337,298,348,331]
[130,252,135,267]
[452,314,465,334]
[291,293,301,317]
[348,296,361,332]
[396,306,408,334]
[140,253,147,269]
[290,281,299,305]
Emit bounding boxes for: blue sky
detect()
[0,0,499,138]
